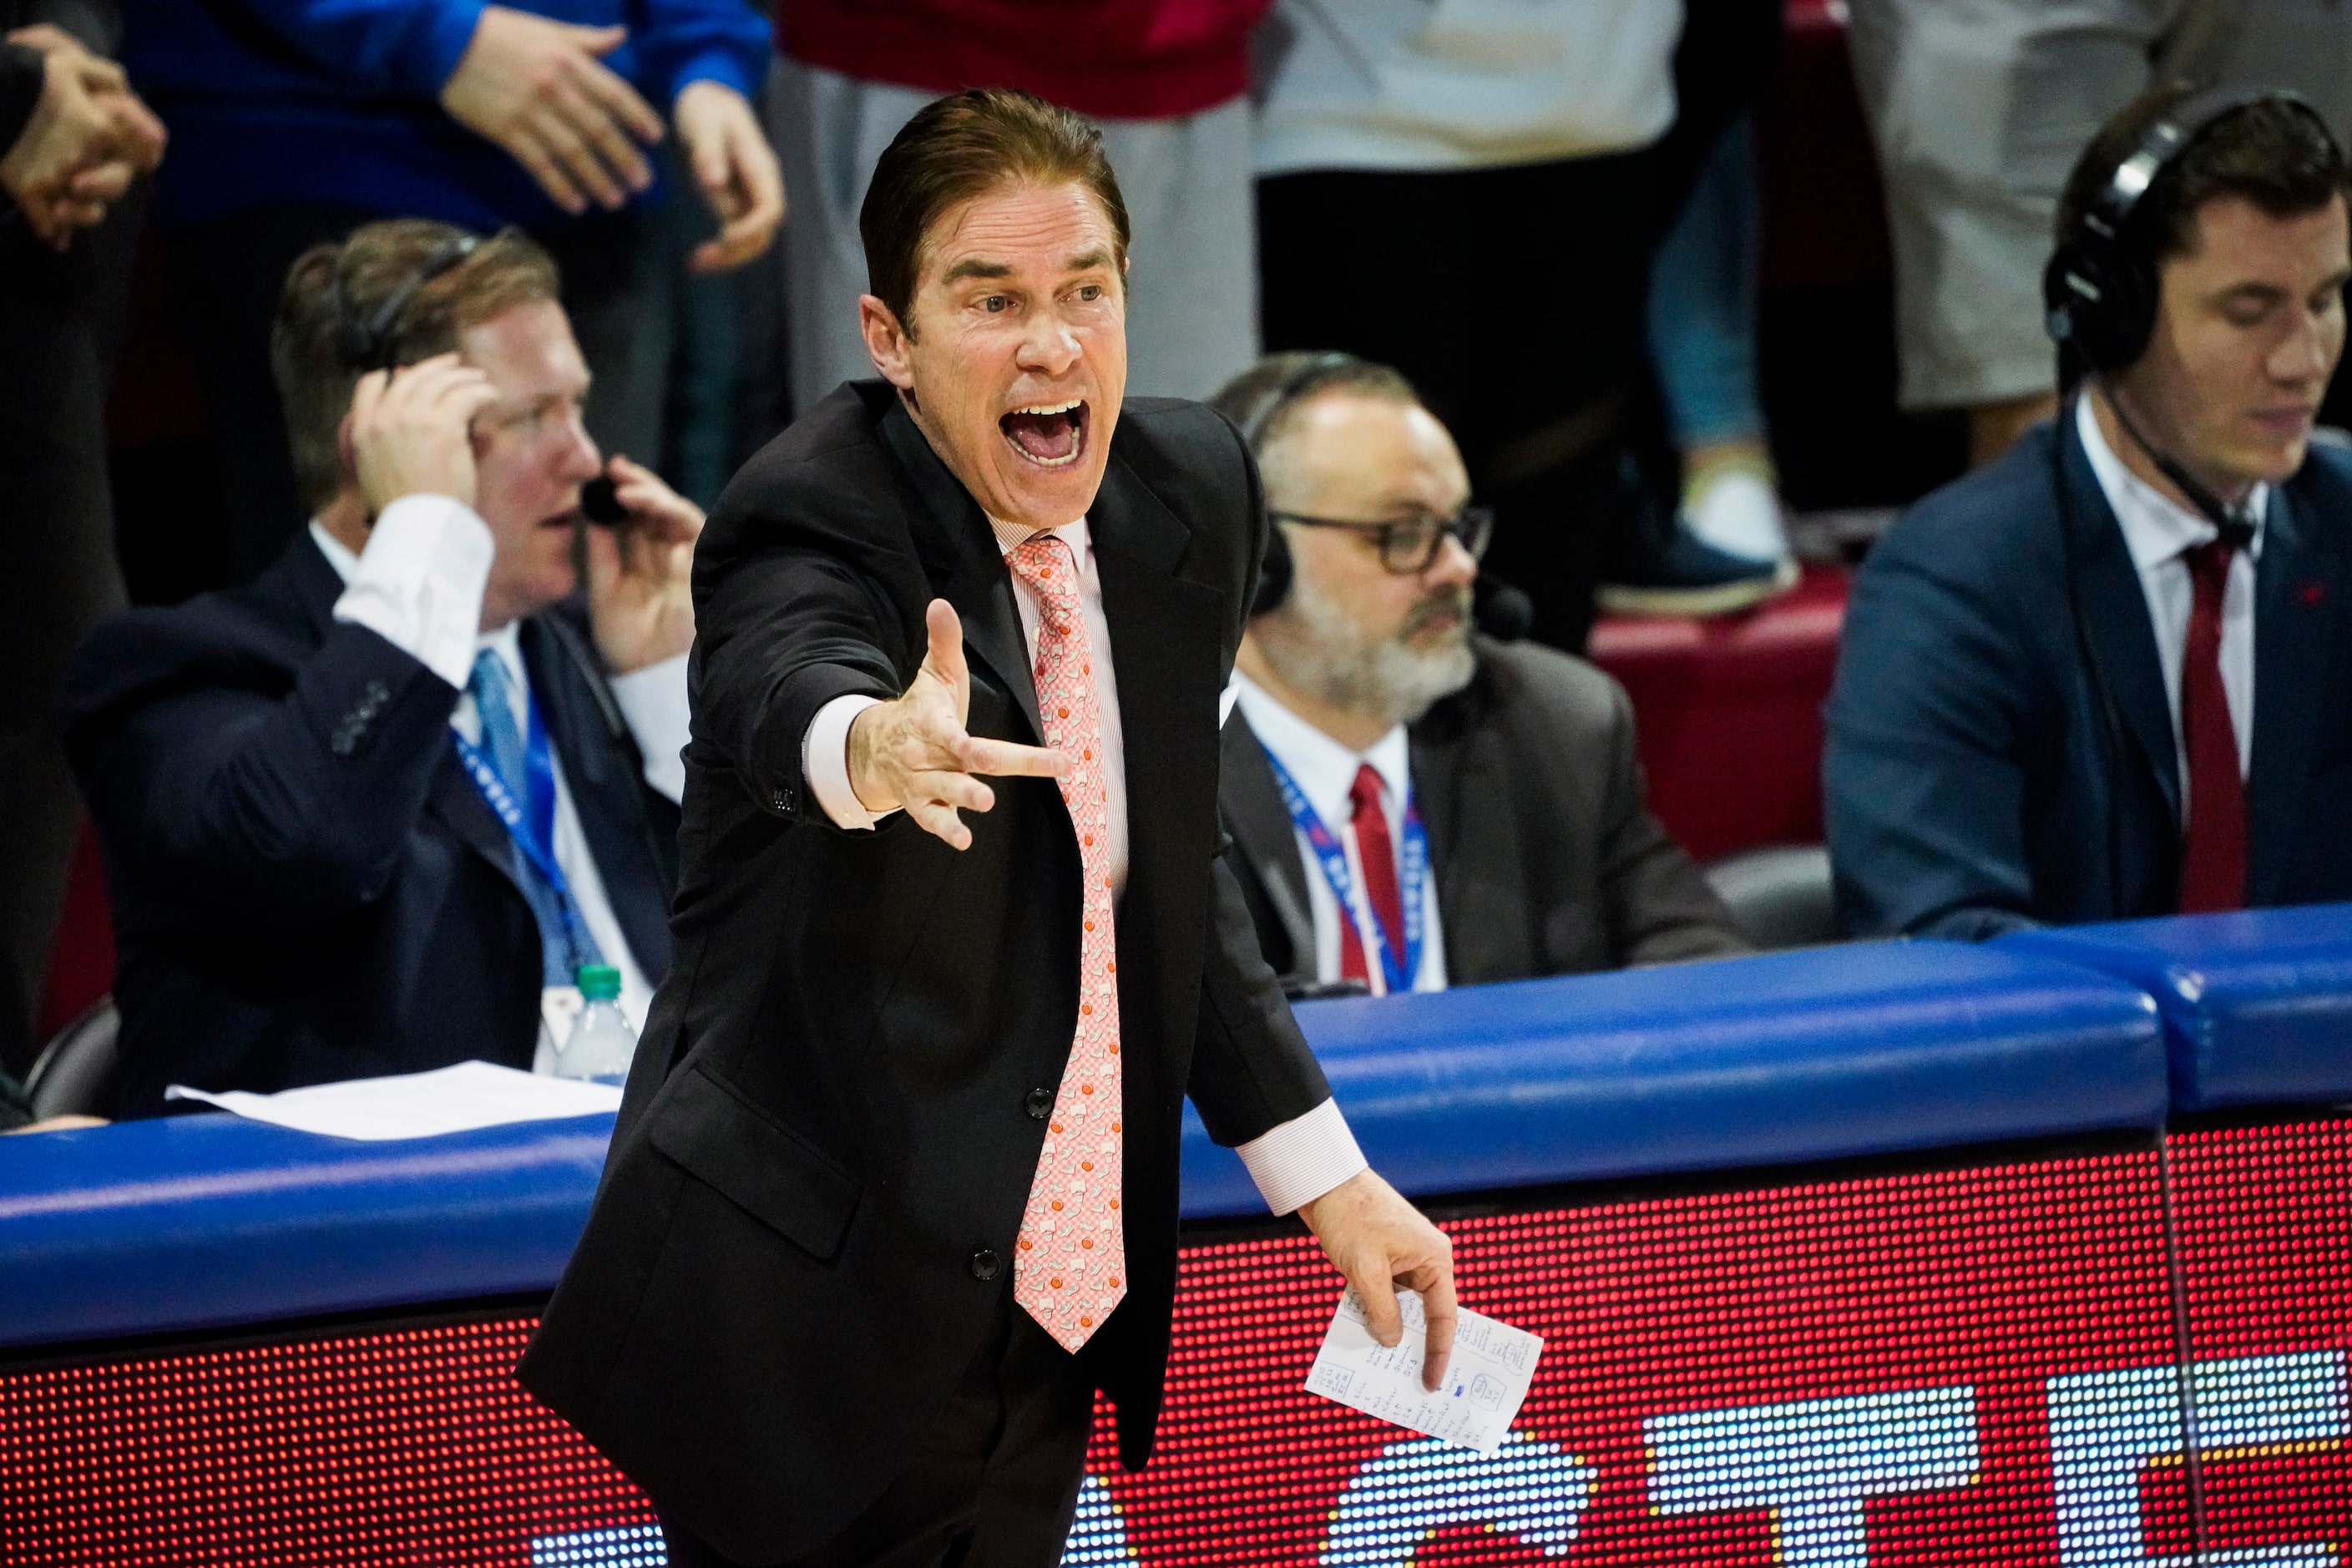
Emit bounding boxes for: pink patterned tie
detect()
[1004,533,1126,1352]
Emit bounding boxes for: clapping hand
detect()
[584,453,702,673]
[0,26,165,248]
[847,599,1069,847]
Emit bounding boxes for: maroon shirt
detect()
[778,0,1270,120]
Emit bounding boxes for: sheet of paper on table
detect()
[1303,1285,1543,1454]
[164,1060,622,1141]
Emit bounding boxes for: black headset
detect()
[1235,352,1532,639]
[1237,352,1363,617]
[2042,85,2324,917]
[2044,85,2329,380]
[331,230,484,373]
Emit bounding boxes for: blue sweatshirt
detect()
[125,0,768,230]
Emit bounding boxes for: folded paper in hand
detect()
[164,1060,622,1141]
[1303,1286,1542,1454]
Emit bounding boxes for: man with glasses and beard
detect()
[1211,354,1748,995]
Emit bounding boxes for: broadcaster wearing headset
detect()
[1211,353,1749,995]
[62,219,704,1115]
[1826,86,2352,940]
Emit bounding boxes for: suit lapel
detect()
[2057,421,2183,825]
[1409,671,1530,984]
[880,401,1044,743]
[1093,449,1223,886]
[427,741,529,896]
[521,617,674,977]
[2247,483,2344,903]
[1219,712,1317,972]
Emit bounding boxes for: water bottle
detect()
[554,964,636,1085]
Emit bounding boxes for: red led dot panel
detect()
[0,1317,650,1566]
[2162,1117,2352,1563]
[1083,1145,2188,1565]
[2,1125,2344,1566]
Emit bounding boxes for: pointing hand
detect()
[847,599,1068,848]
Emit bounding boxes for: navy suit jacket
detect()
[1826,407,2352,939]
[62,532,680,1115]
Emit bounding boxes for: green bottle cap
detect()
[575,964,622,1000]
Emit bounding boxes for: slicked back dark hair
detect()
[2057,83,2349,266]
[860,88,1130,336]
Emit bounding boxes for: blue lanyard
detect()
[452,690,594,969]
[1258,742,1427,995]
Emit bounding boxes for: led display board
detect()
[3,1120,2343,1565]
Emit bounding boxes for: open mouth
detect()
[1000,400,1089,468]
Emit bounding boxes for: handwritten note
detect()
[1303,1287,1542,1454]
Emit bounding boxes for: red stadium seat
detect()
[1586,564,1848,862]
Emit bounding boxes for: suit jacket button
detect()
[1024,1088,1054,1120]
[969,1248,1001,1282]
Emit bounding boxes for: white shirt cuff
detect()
[610,652,691,803]
[329,493,493,690]
[803,693,891,829]
[1235,1096,1368,1216]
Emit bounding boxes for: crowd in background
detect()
[7,0,2352,1130]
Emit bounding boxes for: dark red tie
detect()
[1343,764,1407,990]
[2177,538,2247,913]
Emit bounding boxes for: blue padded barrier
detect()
[1177,940,2166,1216]
[0,1110,611,1351]
[2001,903,2352,1111]
[0,940,2165,1351]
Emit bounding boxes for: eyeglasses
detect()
[1268,505,1494,575]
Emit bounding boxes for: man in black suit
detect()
[63,220,702,1115]
[1209,354,1748,994]
[1828,88,2352,939]
[519,90,1456,1567]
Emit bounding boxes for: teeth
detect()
[1010,400,1082,417]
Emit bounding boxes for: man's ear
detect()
[859,294,916,392]
[336,409,360,485]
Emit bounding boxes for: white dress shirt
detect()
[2076,396,2263,817]
[311,499,691,1043]
[802,516,1367,1216]
[1228,672,1449,994]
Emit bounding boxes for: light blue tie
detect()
[467,649,602,985]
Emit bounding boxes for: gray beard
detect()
[1259,574,1477,731]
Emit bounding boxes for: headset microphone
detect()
[2041,85,2314,918]
[331,230,486,373]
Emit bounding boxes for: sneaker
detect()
[1598,455,1797,617]
[1682,464,1790,564]
[1596,524,1796,617]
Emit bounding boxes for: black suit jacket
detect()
[1826,408,2352,938]
[518,383,1329,1560]
[61,532,680,1115]
[1222,638,1748,988]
